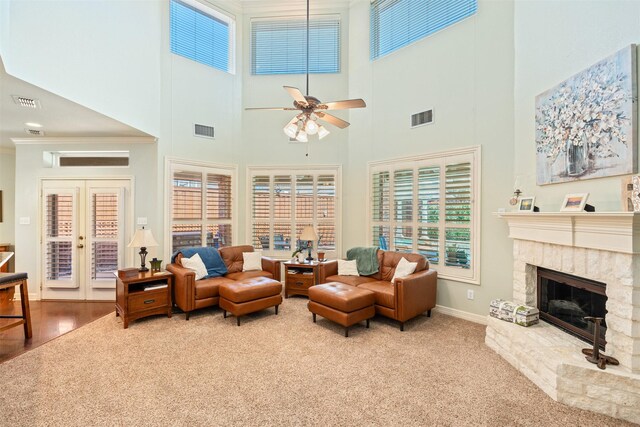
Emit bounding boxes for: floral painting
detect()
[536,45,637,185]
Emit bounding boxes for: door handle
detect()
[77,244,84,249]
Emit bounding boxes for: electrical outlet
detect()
[467,289,474,300]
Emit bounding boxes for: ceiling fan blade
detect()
[316,112,350,129]
[245,107,299,111]
[318,99,367,110]
[283,86,308,106]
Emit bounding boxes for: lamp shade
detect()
[299,226,318,242]
[127,227,158,248]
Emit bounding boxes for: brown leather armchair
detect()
[318,250,437,330]
[167,245,281,320]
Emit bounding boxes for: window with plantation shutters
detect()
[370,0,477,60]
[251,16,340,75]
[249,167,340,257]
[368,147,480,283]
[169,161,235,254]
[170,0,235,73]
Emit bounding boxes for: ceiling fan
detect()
[245,0,366,142]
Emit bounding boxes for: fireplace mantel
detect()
[497,212,640,254]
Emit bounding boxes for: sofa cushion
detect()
[337,259,359,276]
[391,257,418,284]
[380,251,427,282]
[194,277,236,300]
[181,253,207,280]
[242,251,262,271]
[357,280,396,309]
[219,245,255,274]
[226,270,274,281]
[326,275,377,287]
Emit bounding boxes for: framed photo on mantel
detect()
[560,193,589,212]
[517,196,537,212]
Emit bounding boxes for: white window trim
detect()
[367,146,481,285]
[246,165,342,260]
[164,157,238,262]
[172,0,237,74]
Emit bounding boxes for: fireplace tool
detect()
[581,317,619,370]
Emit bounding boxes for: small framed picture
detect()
[517,196,536,212]
[560,193,589,212]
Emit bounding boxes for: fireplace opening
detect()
[537,267,607,349]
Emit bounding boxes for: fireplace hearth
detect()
[537,268,607,349]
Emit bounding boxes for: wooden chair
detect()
[0,272,32,339]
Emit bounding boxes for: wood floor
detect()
[0,300,114,363]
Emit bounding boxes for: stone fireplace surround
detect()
[486,212,639,423]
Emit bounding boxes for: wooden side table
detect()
[115,269,173,329]
[284,261,321,298]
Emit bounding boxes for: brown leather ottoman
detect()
[308,282,375,337]
[219,277,283,326]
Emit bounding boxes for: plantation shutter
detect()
[44,191,76,287]
[206,174,232,248]
[418,166,440,264]
[370,0,477,60]
[251,16,340,75]
[316,175,336,250]
[90,191,120,281]
[371,171,390,249]
[252,175,271,250]
[170,0,230,72]
[444,162,472,269]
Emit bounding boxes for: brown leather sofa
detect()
[317,250,437,331]
[167,245,281,320]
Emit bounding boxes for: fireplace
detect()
[536,268,607,349]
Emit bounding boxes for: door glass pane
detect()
[91,193,119,280]
[46,194,73,238]
[172,224,202,252]
[46,241,73,280]
[45,193,74,282]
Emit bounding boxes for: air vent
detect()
[25,128,45,136]
[12,95,41,109]
[194,124,215,139]
[411,109,434,128]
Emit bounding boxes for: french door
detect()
[41,179,131,300]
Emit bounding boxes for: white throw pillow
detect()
[243,251,263,272]
[181,253,208,280]
[391,257,418,284]
[338,259,359,276]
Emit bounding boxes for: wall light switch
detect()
[137,217,148,225]
[467,289,474,300]
[19,217,31,225]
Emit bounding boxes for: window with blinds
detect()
[170,163,235,253]
[249,168,339,256]
[370,0,477,60]
[369,147,480,283]
[45,194,74,282]
[170,0,234,73]
[251,15,340,75]
[91,193,119,280]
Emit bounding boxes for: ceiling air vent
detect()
[25,128,45,136]
[194,123,215,139]
[411,109,433,128]
[12,95,41,109]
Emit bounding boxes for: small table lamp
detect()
[299,226,318,263]
[128,227,159,272]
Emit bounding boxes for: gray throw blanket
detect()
[346,246,379,276]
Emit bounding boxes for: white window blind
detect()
[170,0,234,73]
[369,147,480,283]
[251,16,340,75]
[170,163,235,253]
[249,168,339,256]
[370,0,477,60]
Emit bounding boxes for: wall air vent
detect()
[12,95,41,109]
[411,109,434,128]
[25,128,45,136]
[194,123,215,139]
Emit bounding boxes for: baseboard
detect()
[433,305,487,325]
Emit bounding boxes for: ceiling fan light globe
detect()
[296,130,308,142]
[284,122,299,138]
[318,125,330,140]
[306,119,319,135]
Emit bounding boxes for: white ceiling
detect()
[0,57,152,149]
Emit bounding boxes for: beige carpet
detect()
[0,297,633,426]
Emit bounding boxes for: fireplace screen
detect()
[537,268,607,349]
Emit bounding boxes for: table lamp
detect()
[299,226,318,262]
[128,227,159,272]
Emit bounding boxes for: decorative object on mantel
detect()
[489,299,539,327]
[560,193,594,212]
[622,175,640,211]
[535,44,637,185]
[581,317,619,370]
[509,188,522,206]
[517,196,539,212]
